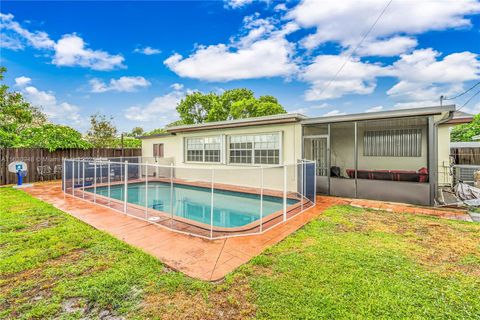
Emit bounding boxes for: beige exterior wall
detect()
[438,124,453,186]
[141,123,302,191]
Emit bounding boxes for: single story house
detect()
[140,105,472,206]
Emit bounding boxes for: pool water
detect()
[90,182,298,228]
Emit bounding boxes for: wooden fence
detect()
[450,147,480,165]
[0,148,141,185]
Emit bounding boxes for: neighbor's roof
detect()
[165,113,308,133]
[450,142,480,148]
[301,105,457,125]
[445,110,474,124]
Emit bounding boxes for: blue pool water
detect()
[89,182,298,228]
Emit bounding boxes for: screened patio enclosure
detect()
[302,115,435,206]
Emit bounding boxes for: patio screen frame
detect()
[302,115,436,206]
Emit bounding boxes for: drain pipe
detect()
[432,109,455,205]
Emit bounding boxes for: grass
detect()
[1,188,480,319]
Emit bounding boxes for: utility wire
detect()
[443,81,480,101]
[316,0,393,98]
[456,89,480,112]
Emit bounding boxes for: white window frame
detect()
[227,131,283,166]
[184,135,224,164]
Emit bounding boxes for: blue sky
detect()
[1,0,480,132]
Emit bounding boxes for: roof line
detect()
[301,105,456,125]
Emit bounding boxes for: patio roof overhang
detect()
[301,105,456,125]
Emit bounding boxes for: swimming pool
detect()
[88,182,298,228]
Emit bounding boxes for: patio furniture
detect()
[346,168,429,183]
[37,165,54,181]
[53,164,62,179]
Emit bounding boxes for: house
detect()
[140,105,473,206]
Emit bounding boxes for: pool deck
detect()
[24,182,470,281]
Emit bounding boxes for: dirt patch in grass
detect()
[335,208,480,275]
[0,249,86,316]
[138,274,256,320]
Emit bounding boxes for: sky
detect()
[1,0,480,133]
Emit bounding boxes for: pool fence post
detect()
[62,158,65,192]
[124,161,128,213]
[210,168,214,239]
[107,161,111,205]
[72,159,75,197]
[313,160,317,205]
[260,166,264,233]
[93,160,97,203]
[145,161,148,220]
[77,160,80,197]
[301,160,304,212]
[82,160,85,199]
[100,159,103,185]
[170,163,174,229]
[283,164,287,222]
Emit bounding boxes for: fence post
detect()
[145,161,148,220]
[301,160,304,212]
[283,164,287,222]
[72,159,75,196]
[260,166,264,233]
[210,168,214,239]
[82,160,85,199]
[124,161,128,213]
[93,160,97,203]
[170,163,174,228]
[107,161,111,205]
[62,158,65,192]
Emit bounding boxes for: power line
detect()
[457,89,480,112]
[443,81,480,101]
[316,0,393,98]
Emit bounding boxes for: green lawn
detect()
[1,188,480,319]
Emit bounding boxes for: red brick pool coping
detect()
[23,182,470,281]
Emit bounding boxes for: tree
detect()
[176,92,217,124]
[86,113,118,148]
[17,124,92,151]
[451,113,480,142]
[128,126,144,137]
[175,88,286,124]
[206,88,254,122]
[0,67,47,147]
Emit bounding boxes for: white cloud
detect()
[356,36,418,57]
[53,34,125,71]
[387,49,480,105]
[89,76,151,93]
[0,13,55,49]
[14,76,32,87]
[301,54,389,100]
[21,85,82,125]
[124,89,183,123]
[224,0,253,9]
[287,0,480,52]
[170,83,184,91]
[365,106,384,113]
[0,33,24,51]
[134,46,161,55]
[274,3,288,11]
[164,15,298,82]
[1,13,125,71]
[323,110,346,117]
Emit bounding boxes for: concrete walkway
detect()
[23,182,469,281]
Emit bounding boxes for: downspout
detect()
[432,110,455,205]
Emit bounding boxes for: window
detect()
[153,143,164,158]
[364,128,422,157]
[185,136,221,163]
[229,133,280,165]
